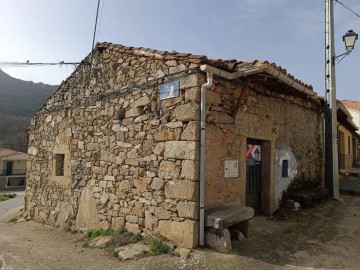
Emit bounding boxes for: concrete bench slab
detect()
[205,205,254,230]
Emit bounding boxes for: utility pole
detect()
[325,0,339,199]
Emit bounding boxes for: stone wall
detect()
[24,48,203,248]
[204,81,242,209]
[0,177,5,190]
[204,78,323,213]
[24,43,325,247]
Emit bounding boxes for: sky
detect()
[0,0,359,100]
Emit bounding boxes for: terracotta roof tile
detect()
[342,100,360,110]
[94,42,314,92]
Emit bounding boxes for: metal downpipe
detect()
[199,72,213,246]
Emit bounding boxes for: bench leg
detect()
[234,219,251,238]
[205,227,232,253]
[229,228,245,241]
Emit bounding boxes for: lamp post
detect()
[325,0,358,199]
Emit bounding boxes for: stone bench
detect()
[205,205,254,253]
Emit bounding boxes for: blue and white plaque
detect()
[160,81,179,100]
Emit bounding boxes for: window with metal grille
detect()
[282,160,289,178]
[55,154,65,176]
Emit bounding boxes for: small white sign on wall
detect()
[224,160,239,178]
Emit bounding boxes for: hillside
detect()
[0,69,57,152]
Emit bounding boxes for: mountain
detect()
[0,69,57,152]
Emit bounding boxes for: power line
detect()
[334,0,360,18]
[95,0,105,43]
[0,61,84,68]
[34,68,202,118]
[90,0,101,66]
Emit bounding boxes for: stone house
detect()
[342,100,360,162]
[319,98,359,169]
[342,100,360,135]
[337,101,359,168]
[0,147,28,190]
[24,43,324,248]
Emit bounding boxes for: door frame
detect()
[246,138,263,214]
[240,136,274,215]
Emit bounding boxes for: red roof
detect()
[342,100,360,111]
[95,42,314,91]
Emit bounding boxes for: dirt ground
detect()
[1,193,360,270]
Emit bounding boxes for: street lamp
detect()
[324,0,358,200]
[343,30,358,52]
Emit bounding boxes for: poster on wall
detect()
[246,144,262,166]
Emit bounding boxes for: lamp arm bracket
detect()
[334,50,351,60]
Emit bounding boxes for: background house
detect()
[337,102,359,169]
[0,147,28,190]
[342,100,360,164]
[24,43,324,248]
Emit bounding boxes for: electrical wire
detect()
[95,0,105,43]
[90,0,101,66]
[0,1,102,71]
[0,61,83,68]
[34,68,203,117]
[334,0,360,18]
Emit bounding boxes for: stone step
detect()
[291,188,329,207]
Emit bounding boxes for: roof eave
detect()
[200,64,316,97]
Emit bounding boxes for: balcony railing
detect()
[0,169,27,176]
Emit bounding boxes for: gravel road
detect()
[1,192,360,270]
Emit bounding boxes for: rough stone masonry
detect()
[24,43,324,249]
[25,44,207,248]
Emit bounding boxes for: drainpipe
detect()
[199,72,213,246]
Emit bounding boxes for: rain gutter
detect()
[199,72,213,246]
[200,64,315,96]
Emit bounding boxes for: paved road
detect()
[0,191,24,223]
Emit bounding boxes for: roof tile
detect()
[94,42,314,93]
[342,100,360,110]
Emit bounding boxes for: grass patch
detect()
[133,232,143,242]
[83,227,174,258]
[8,216,20,223]
[8,216,18,223]
[145,237,173,255]
[86,227,126,240]
[83,227,134,251]
[64,227,78,234]
[0,194,17,202]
